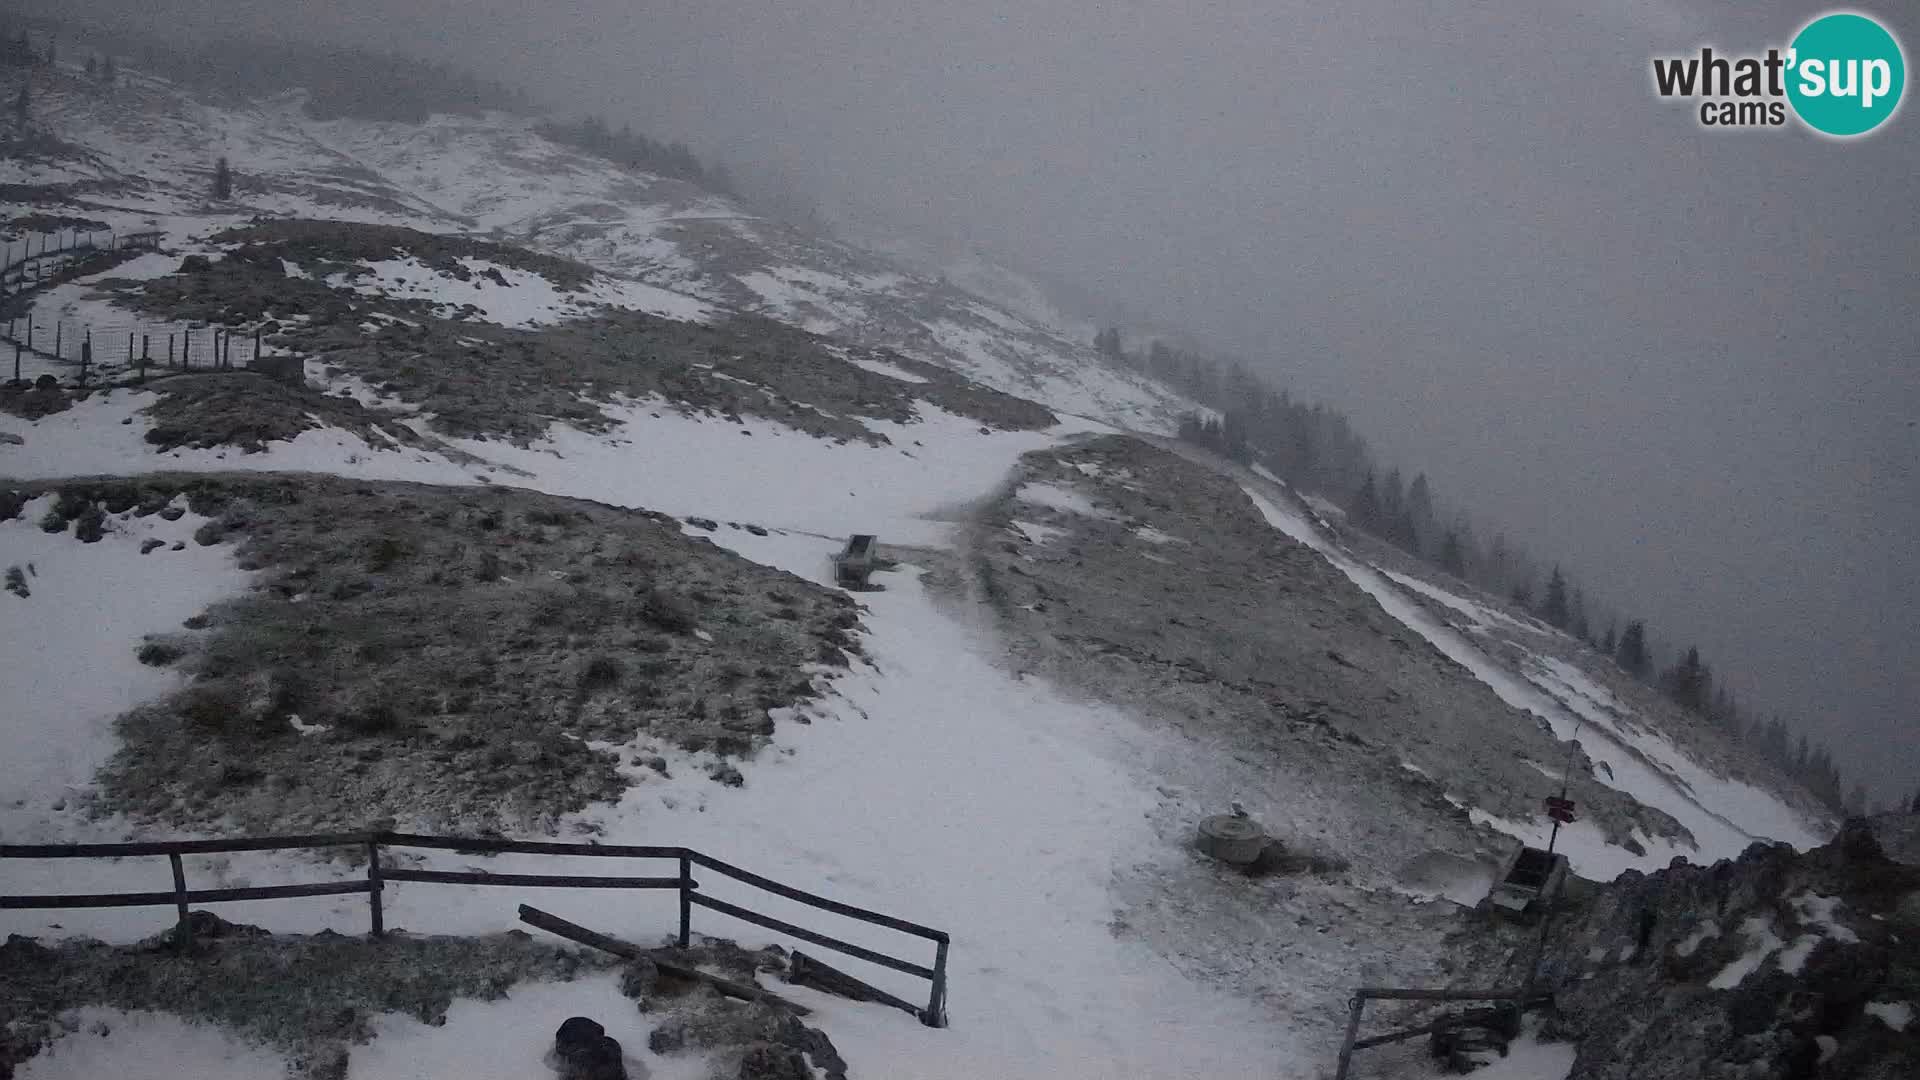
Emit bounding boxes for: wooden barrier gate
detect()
[0,830,950,1028]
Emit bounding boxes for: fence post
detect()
[13,341,19,383]
[253,326,262,367]
[79,338,90,388]
[183,329,191,370]
[140,335,150,383]
[126,331,133,368]
[52,321,60,360]
[222,329,232,370]
[677,852,692,948]
[169,853,192,950]
[1333,994,1367,1080]
[923,938,950,1028]
[366,838,385,937]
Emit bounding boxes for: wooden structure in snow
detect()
[1482,845,1569,919]
[833,534,878,589]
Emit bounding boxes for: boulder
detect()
[554,1016,626,1080]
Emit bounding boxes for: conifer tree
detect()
[1542,566,1570,628]
[1616,620,1651,679]
[212,156,233,200]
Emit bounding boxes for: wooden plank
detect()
[366,840,384,938]
[0,834,370,859]
[516,905,810,1016]
[688,893,935,980]
[1355,987,1529,1002]
[0,881,370,910]
[1350,1008,1512,1051]
[169,853,190,946]
[382,869,682,889]
[687,851,948,943]
[789,950,925,1021]
[379,833,682,859]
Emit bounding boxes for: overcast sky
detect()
[44,1,1920,802]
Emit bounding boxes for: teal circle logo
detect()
[1787,12,1905,136]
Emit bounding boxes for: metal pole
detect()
[1333,994,1367,1080]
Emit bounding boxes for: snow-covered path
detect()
[2,415,1310,1077]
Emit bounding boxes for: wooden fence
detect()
[0,830,951,1028]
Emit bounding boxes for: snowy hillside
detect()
[2,61,1189,431]
[0,53,1846,1080]
[1220,452,1835,874]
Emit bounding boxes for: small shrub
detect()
[579,654,624,691]
[38,508,67,533]
[3,565,26,598]
[74,505,106,543]
[364,534,408,571]
[639,587,697,634]
[137,639,184,666]
[176,684,267,739]
[336,690,403,735]
[193,521,224,546]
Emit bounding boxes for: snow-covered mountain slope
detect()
[1215,450,1835,874]
[0,58,1842,1080]
[3,62,1187,431]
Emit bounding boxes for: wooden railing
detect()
[1,830,950,1027]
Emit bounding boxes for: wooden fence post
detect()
[183,329,191,370]
[366,838,385,937]
[140,335,150,383]
[678,852,693,948]
[1333,994,1367,1080]
[169,853,191,950]
[13,341,20,383]
[52,321,60,360]
[79,338,90,388]
[924,938,950,1028]
[253,326,262,367]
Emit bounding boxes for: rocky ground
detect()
[1435,814,1920,1079]
[958,435,1680,874]
[1,914,852,1080]
[5,473,863,836]
[69,221,1055,447]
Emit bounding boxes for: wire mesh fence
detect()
[0,229,162,294]
[4,316,266,385]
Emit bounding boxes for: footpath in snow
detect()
[2,413,1312,1078]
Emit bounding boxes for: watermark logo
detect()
[1652,10,1905,137]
